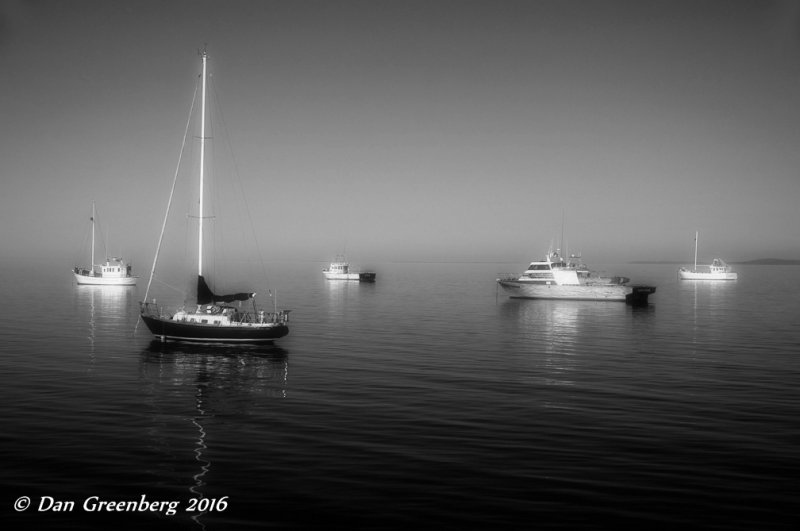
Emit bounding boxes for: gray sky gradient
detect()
[2,0,799,266]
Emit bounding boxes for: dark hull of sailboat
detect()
[139,314,289,343]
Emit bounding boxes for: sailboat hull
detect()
[139,313,289,343]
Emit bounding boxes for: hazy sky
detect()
[2,0,799,266]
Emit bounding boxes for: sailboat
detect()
[139,51,290,343]
[73,202,137,286]
[678,231,738,280]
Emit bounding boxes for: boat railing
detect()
[140,301,290,325]
[257,310,291,325]
[230,309,290,325]
[140,301,166,317]
[74,267,96,277]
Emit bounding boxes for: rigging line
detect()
[96,207,117,262]
[150,276,187,298]
[141,81,200,309]
[183,204,193,304]
[98,208,109,260]
[76,212,92,266]
[91,207,108,261]
[206,110,219,286]
[210,77,273,292]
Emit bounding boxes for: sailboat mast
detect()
[91,201,96,269]
[198,51,207,277]
[694,231,698,271]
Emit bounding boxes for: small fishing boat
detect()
[497,249,655,305]
[678,232,738,280]
[323,257,376,282]
[73,202,137,286]
[139,50,290,343]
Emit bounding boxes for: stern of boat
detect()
[625,285,656,306]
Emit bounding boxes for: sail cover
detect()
[197,275,255,305]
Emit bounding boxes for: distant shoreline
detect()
[630,259,800,265]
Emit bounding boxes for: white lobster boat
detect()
[497,250,655,305]
[678,232,737,281]
[323,259,376,282]
[73,202,137,286]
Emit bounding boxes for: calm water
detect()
[1,260,798,530]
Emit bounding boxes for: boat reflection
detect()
[498,300,588,389]
[679,275,738,315]
[139,343,288,529]
[322,274,377,330]
[497,299,640,405]
[141,341,289,397]
[324,274,375,301]
[500,298,631,339]
[74,284,136,368]
[678,273,738,355]
[75,284,135,322]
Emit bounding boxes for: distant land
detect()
[734,259,800,265]
[631,259,800,265]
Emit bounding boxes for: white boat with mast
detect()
[496,247,656,305]
[73,202,137,286]
[678,231,737,280]
[139,50,290,343]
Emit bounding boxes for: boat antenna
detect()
[694,230,698,272]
